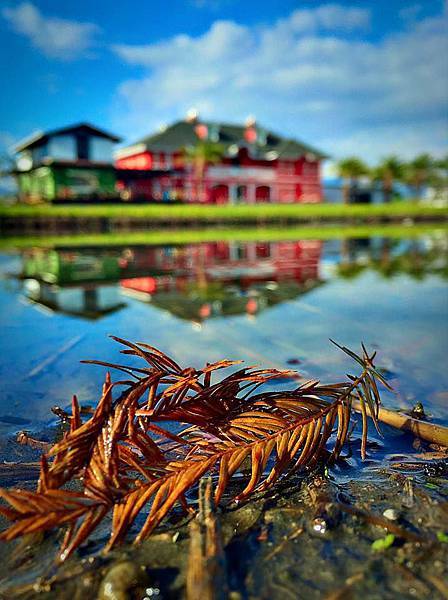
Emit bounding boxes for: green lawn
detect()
[1,200,447,221]
[1,223,447,250]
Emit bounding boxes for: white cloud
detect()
[286,4,370,32]
[113,21,252,67]
[2,2,100,60]
[111,4,448,162]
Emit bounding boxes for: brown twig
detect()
[186,477,228,600]
[264,526,304,561]
[352,400,448,447]
[333,502,429,543]
[324,573,364,600]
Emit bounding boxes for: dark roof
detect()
[124,120,327,160]
[141,278,324,321]
[15,123,121,152]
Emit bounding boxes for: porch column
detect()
[247,184,256,204]
[229,184,238,205]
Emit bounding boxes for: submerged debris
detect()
[16,431,51,452]
[98,560,148,600]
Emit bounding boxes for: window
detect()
[236,185,247,203]
[31,145,48,165]
[48,135,77,160]
[209,124,220,142]
[90,137,114,162]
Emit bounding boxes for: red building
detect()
[115,114,326,204]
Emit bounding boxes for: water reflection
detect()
[337,237,448,280]
[18,237,448,321]
[1,232,447,429]
[20,241,323,320]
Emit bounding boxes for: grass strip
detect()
[1,223,447,250]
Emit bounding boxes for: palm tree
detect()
[435,154,448,171]
[372,156,404,203]
[432,155,448,198]
[183,142,225,203]
[404,154,434,198]
[336,157,369,204]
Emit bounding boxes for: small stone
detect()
[98,561,145,600]
[383,508,398,521]
[312,517,327,534]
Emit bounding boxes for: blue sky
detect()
[1,0,447,167]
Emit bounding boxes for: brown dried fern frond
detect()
[0,337,390,561]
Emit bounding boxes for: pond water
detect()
[0,230,447,446]
[0,229,447,597]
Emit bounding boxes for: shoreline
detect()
[1,201,447,235]
[1,222,447,250]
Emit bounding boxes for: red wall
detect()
[115,150,322,203]
[116,152,152,170]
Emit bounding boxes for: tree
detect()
[183,142,225,202]
[425,155,448,203]
[404,154,434,198]
[372,156,404,203]
[336,157,369,204]
[435,154,448,171]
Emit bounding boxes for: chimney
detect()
[185,108,199,123]
[244,115,257,144]
[245,115,256,128]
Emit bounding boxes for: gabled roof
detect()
[121,120,327,160]
[15,123,121,152]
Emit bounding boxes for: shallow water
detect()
[0,229,447,598]
[0,232,447,435]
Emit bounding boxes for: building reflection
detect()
[21,247,128,318]
[120,240,323,320]
[20,236,445,321]
[23,278,124,319]
[19,240,323,320]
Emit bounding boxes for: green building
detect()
[14,123,121,202]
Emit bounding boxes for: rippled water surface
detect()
[0,230,447,440]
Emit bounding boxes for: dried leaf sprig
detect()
[0,337,391,561]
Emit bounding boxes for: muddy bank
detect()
[0,435,447,600]
[1,213,448,236]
